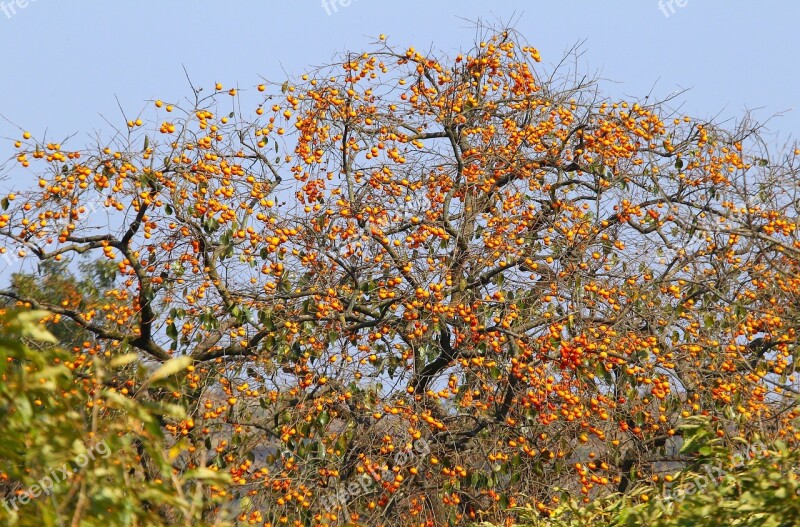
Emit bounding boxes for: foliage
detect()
[1,25,799,526]
[2,258,124,347]
[493,416,800,526]
[0,309,232,526]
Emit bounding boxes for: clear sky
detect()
[1,0,799,190]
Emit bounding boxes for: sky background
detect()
[0,0,799,190]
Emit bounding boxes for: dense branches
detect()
[1,28,798,526]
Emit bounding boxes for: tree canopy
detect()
[1,27,799,526]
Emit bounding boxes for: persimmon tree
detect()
[1,27,799,527]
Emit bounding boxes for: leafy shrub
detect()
[0,309,231,527]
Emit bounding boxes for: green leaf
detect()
[102,390,155,424]
[140,400,187,420]
[596,362,612,383]
[166,322,178,341]
[143,356,193,387]
[697,446,712,456]
[14,396,33,423]
[184,467,232,484]
[4,310,57,343]
[498,493,509,509]
[109,353,139,368]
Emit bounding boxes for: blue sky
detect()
[0,1,798,189]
